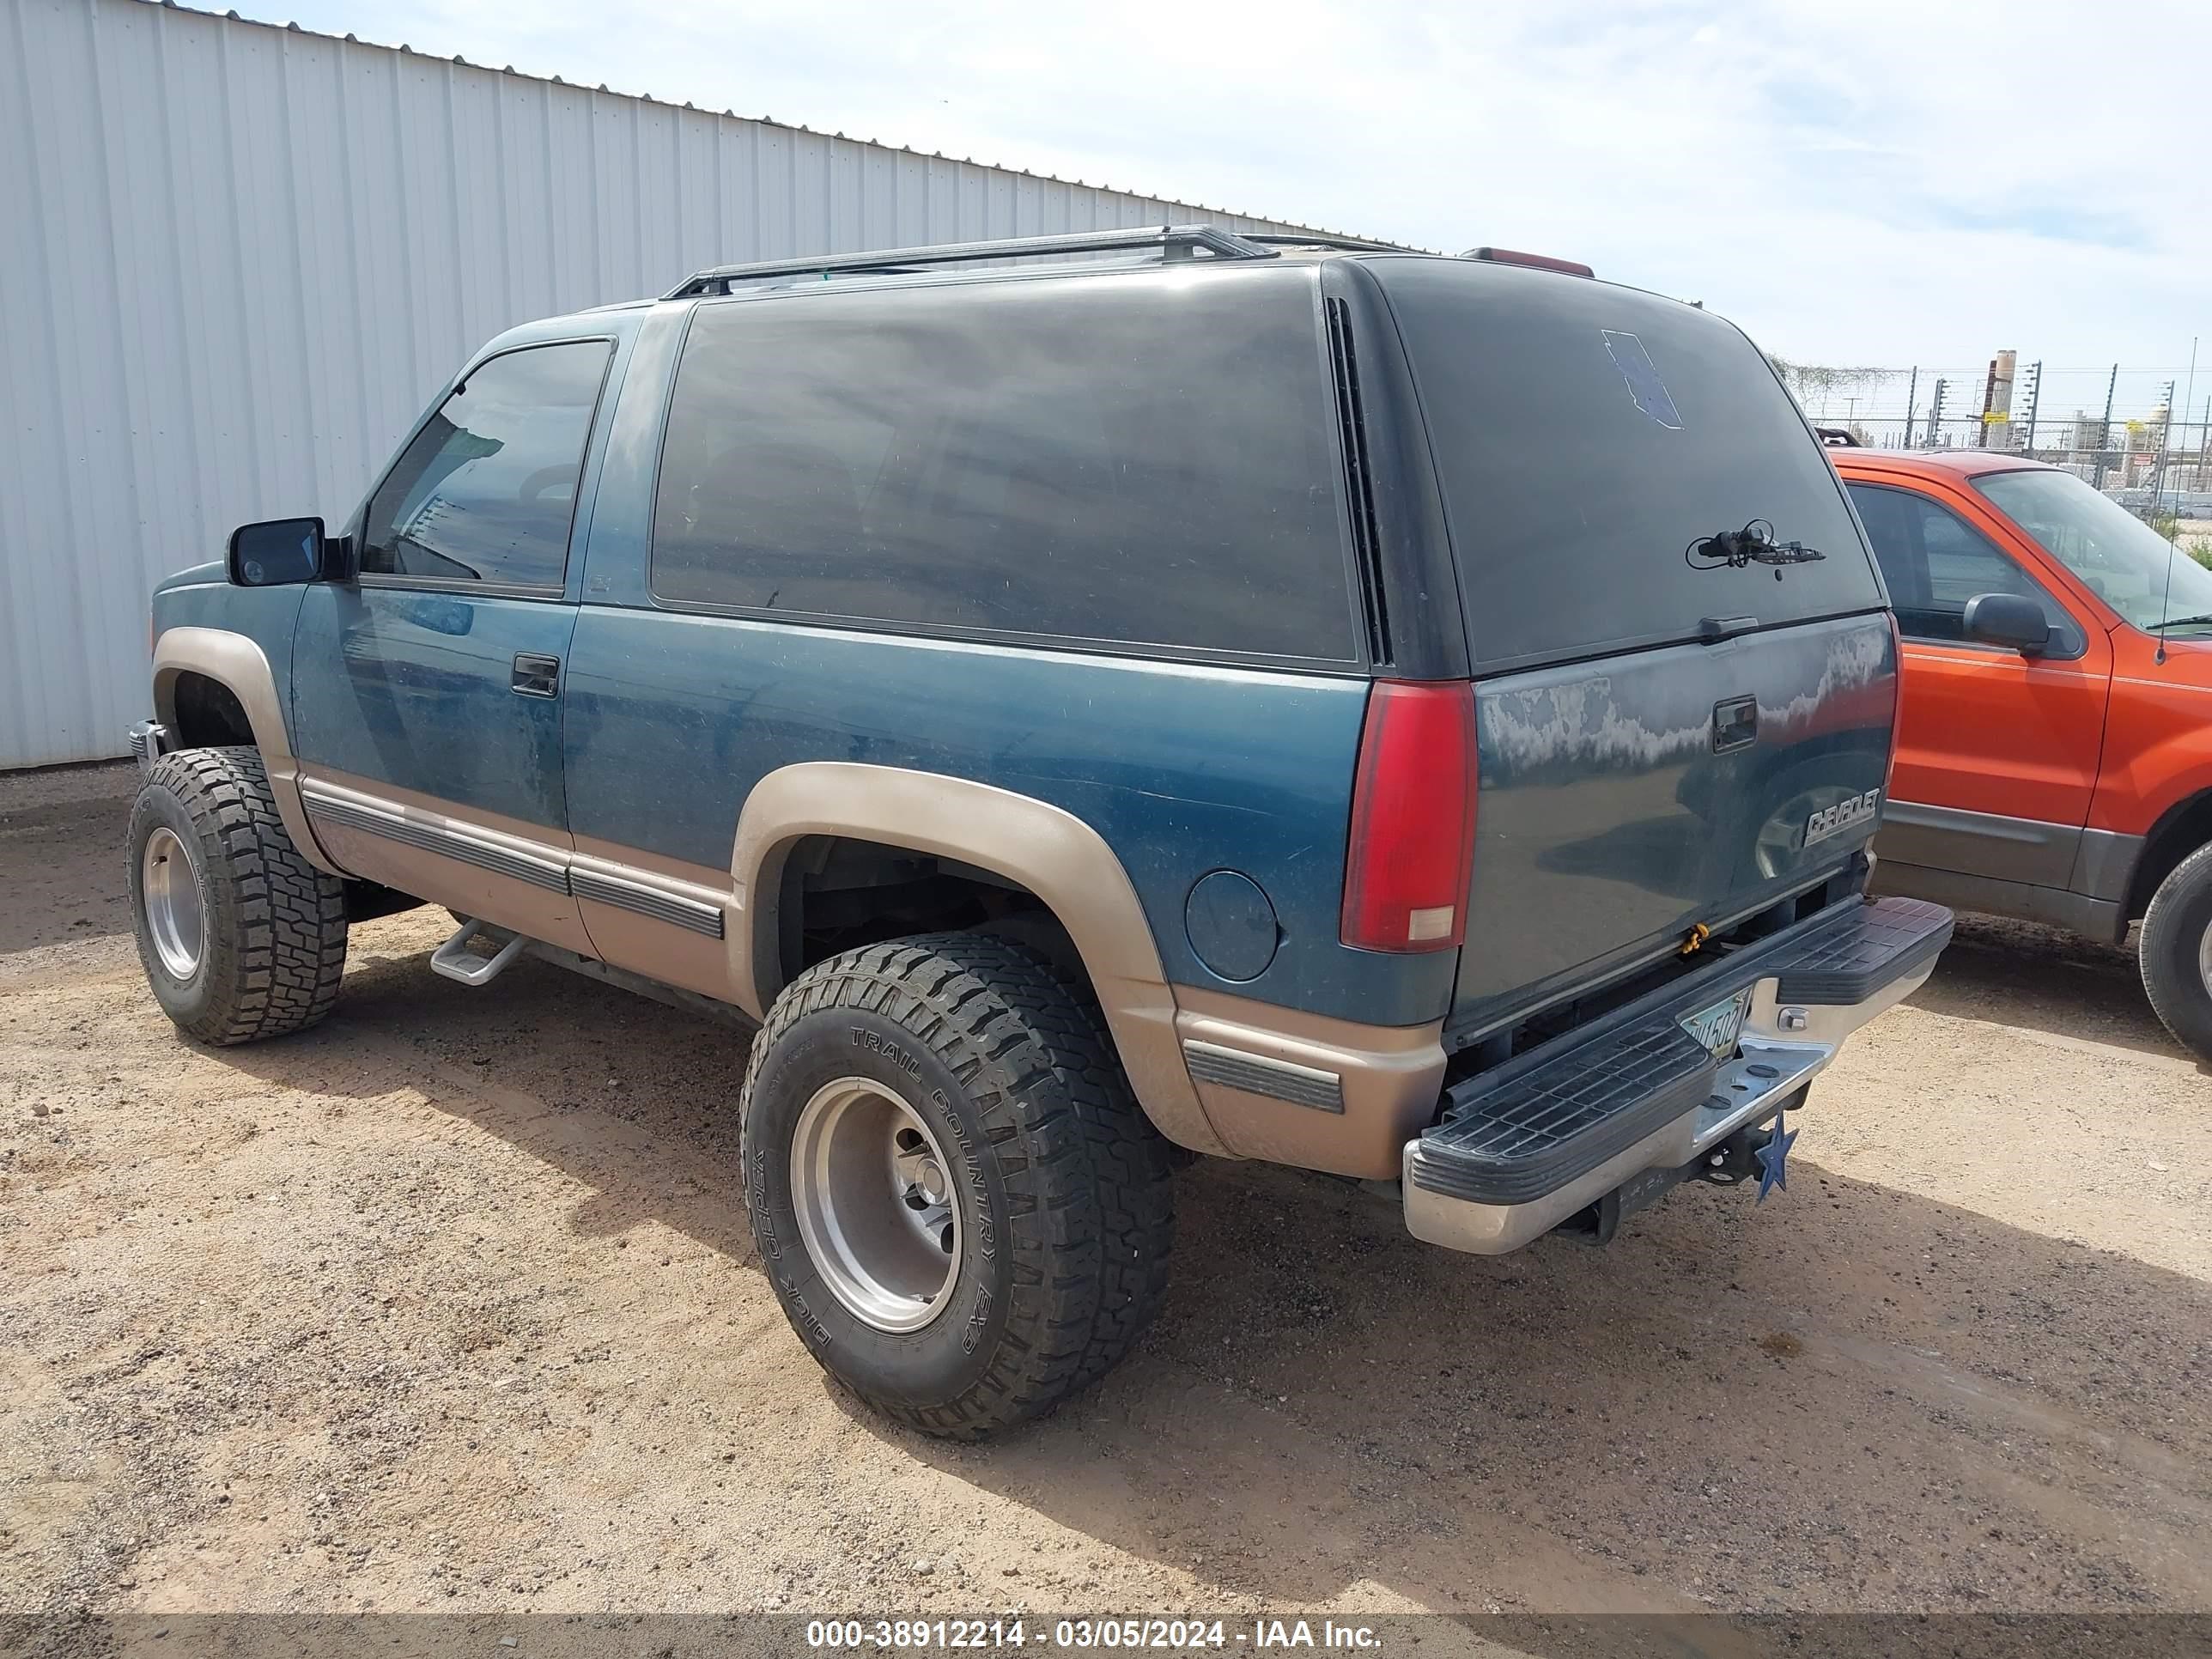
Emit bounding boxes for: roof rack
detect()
[664,223,1278,299]
[1237,231,1404,252]
[1814,426,1863,447]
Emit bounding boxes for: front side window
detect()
[1846,482,2085,656]
[1975,466,2212,635]
[647,267,1356,660]
[361,340,612,589]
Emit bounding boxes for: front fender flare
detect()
[152,626,341,875]
[727,762,1225,1156]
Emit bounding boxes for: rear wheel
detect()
[127,747,349,1045]
[2139,841,2212,1062]
[739,932,1176,1438]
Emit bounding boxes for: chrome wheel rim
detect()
[141,826,204,981]
[2197,918,2212,1000]
[789,1076,962,1333]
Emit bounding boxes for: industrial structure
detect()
[0,0,1358,769]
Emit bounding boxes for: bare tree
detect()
[1767,357,1909,417]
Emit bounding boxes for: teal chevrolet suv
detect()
[124,225,1949,1436]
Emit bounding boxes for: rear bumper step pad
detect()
[1403,896,1950,1254]
[1773,895,1951,1005]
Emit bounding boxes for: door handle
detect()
[511,653,562,698]
[1711,695,1758,752]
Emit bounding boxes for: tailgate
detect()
[1358,256,1898,1045]
[1451,613,1896,1039]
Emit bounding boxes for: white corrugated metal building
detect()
[0,0,1359,769]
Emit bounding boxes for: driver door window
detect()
[362,340,612,591]
[1846,482,2084,658]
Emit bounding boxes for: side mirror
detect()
[1961,592,2051,655]
[228,517,326,586]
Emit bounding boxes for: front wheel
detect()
[739,932,1176,1438]
[2139,841,2212,1062]
[127,747,349,1045]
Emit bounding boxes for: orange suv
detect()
[1832,447,2212,1058]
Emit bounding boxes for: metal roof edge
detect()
[139,0,1413,250]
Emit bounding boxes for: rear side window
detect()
[1367,258,1884,670]
[362,341,611,589]
[649,267,1355,660]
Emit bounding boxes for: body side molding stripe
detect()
[298,776,734,939]
[1876,797,2082,890]
[1182,1040,1346,1113]
[301,784,570,894]
[569,865,726,938]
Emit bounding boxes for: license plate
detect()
[1680,986,1753,1060]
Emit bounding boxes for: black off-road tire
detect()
[2139,842,2212,1062]
[126,746,349,1046]
[739,932,1176,1438]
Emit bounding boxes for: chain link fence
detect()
[1836,414,2212,515]
[1780,362,2212,526]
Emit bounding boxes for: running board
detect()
[523,939,759,1030]
[429,917,528,986]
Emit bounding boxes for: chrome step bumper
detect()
[1404,896,1951,1255]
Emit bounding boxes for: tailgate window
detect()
[1369,258,1883,670]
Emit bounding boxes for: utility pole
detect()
[2019,360,2042,455]
[2093,364,2118,489]
[2151,379,2177,502]
[1902,366,1919,447]
[2174,337,2199,511]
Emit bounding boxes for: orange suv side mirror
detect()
[1961,592,2051,656]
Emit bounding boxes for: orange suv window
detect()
[1976,467,2212,635]
[1846,482,2085,658]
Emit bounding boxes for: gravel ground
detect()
[1,763,2208,1624]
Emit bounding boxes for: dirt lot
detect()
[3,763,2209,1625]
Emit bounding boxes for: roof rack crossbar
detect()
[664,223,1277,299]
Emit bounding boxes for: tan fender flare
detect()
[152,626,342,876]
[727,762,1228,1157]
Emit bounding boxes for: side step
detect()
[429,917,528,987]
[421,921,761,1029]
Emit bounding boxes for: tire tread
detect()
[739,931,1176,1438]
[2139,840,2212,1061]
[131,746,347,1045]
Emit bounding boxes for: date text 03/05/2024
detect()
[805,1617,1384,1650]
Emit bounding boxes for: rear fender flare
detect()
[152,626,341,875]
[727,762,1225,1156]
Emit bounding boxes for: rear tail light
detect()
[1340,679,1479,953]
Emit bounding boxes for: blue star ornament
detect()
[1754,1112,1798,1204]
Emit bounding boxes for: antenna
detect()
[2156,532,2179,666]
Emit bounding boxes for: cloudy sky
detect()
[278,0,2205,420]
